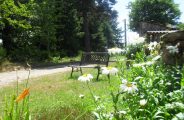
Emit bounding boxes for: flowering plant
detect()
[107,47,125,55]
[78,74,93,82]
[2,65,31,120]
[78,43,184,120]
[101,66,118,75]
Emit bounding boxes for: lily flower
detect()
[16,88,30,102]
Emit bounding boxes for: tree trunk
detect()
[83,12,91,52]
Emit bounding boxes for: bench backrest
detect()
[80,52,109,66]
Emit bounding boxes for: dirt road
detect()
[0,65,71,87]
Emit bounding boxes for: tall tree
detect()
[0,0,32,55]
[55,0,82,56]
[129,0,181,32]
[76,0,96,52]
[90,0,121,50]
[31,0,57,59]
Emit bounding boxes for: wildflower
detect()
[172,113,184,120]
[94,96,100,101]
[78,74,93,82]
[133,61,155,67]
[121,78,127,84]
[93,112,114,120]
[118,110,127,115]
[165,102,184,110]
[16,88,30,102]
[148,41,158,50]
[140,99,147,106]
[135,37,145,43]
[120,80,138,93]
[95,105,105,111]
[152,55,161,61]
[145,61,155,66]
[101,67,118,75]
[133,63,144,67]
[166,43,179,54]
[79,94,85,99]
[108,47,124,55]
[165,103,174,109]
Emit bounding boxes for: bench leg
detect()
[70,67,74,77]
[80,67,83,74]
[96,67,100,81]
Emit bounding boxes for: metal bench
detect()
[70,52,110,80]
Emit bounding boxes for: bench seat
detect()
[70,52,110,80]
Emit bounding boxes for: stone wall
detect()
[161,31,184,65]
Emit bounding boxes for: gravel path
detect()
[0,65,71,87]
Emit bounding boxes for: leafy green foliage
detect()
[77,45,184,119]
[126,43,145,61]
[177,23,184,30]
[129,0,181,32]
[0,0,32,29]
[0,0,122,62]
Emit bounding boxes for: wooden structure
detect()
[138,22,168,36]
[70,52,110,80]
[146,30,178,42]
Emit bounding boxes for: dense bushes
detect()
[0,0,121,62]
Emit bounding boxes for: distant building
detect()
[146,30,178,43]
[137,22,178,42]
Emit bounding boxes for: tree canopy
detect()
[129,0,181,32]
[0,0,122,61]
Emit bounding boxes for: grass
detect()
[0,67,119,120]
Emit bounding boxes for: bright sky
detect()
[113,0,184,44]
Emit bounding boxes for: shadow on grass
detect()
[33,106,95,120]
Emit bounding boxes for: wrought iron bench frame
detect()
[70,52,110,80]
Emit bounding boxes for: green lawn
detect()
[0,68,119,120]
[1,54,183,120]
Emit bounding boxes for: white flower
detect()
[101,67,118,75]
[136,37,145,43]
[94,96,100,101]
[95,105,105,111]
[145,61,155,66]
[79,94,85,99]
[133,63,144,67]
[120,80,138,93]
[133,61,155,67]
[152,55,161,61]
[108,47,124,55]
[140,99,147,106]
[118,110,127,115]
[148,41,158,50]
[78,74,93,82]
[172,113,184,120]
[121,78,128,84]
[166,43,179,54]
